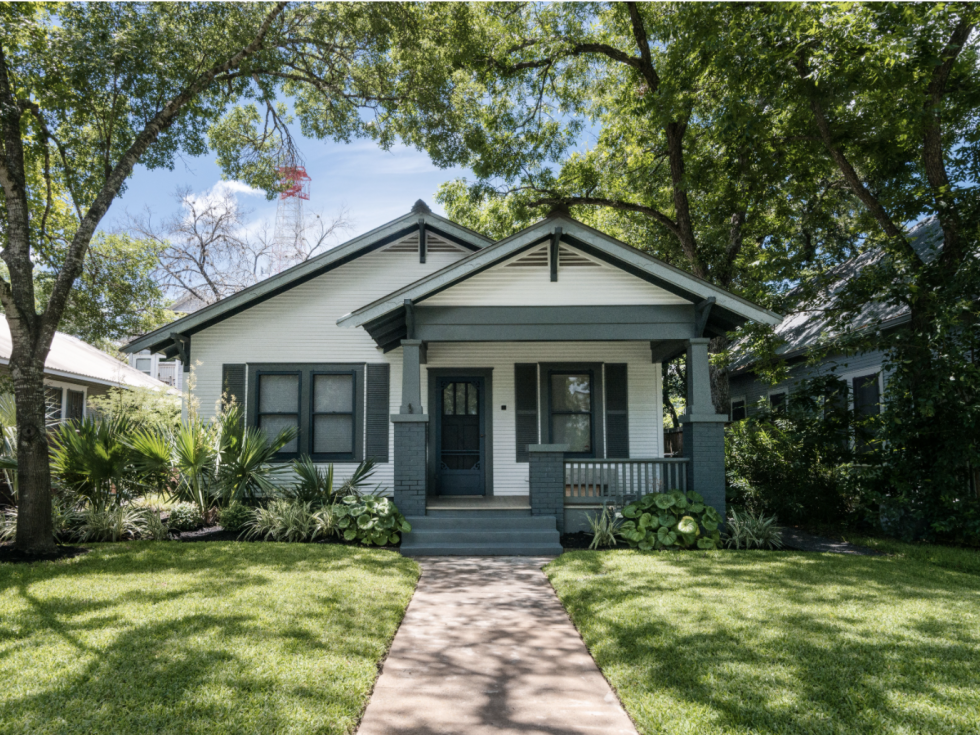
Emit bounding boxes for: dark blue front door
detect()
[436,377,485,496]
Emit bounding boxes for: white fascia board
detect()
[337,222,554,327]
[340,215,782,328]
[126,210,489,354]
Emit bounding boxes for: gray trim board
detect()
[427,368,494,498]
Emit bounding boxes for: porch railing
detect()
[564,458,690,507]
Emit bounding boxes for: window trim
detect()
[246,364,365,462]
[254,369,303,460]
[539,362,604,459]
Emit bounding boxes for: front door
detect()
[436,377,485,495]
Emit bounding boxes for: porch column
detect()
[528,444,568,532]
[680,338,728,519]
[392,339,427,517]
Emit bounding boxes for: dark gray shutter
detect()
[515,363,538,462]
[222,364,246,408]
[605,364,629,459]
[366,364,390,462]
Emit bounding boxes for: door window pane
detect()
[553,414,591,452]
[466,383,478,415]
[314,374,353,412]
[455,383,467,416]
[443,384,455,415]
[551,374,591,412]
[314,415,353,454]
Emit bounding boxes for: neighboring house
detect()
[125,201,779,554]
[128,293,205,389]
[728,219,943,435]
[0,320,172,424]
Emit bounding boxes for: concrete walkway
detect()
[358,557,638,735]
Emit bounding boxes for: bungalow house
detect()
[0,320,171,423]
[728,219,942,445]
[124,201,779,554]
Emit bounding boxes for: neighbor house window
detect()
[65,389,85,422]
[248,364,364,461]
[135,357,152,375]
[730,398,746,422]
[45,386,63,423]
[852,372,881,453]
[769,392,787,412]
[549,372,593,454]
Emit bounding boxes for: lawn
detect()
[546,550,980,735]
[0,542,419,735]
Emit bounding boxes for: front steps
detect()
[400,513,563,556]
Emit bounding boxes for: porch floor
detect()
[425,495,531,511]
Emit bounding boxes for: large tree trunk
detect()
[708,335,731,417]
[10,344,56,553]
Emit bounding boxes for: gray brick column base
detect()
[680,415,728,520]
[529,444,568,533]
[392,414,429,517]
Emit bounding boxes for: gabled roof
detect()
[338,213,782,335]
[0,321,170,390]
[730,217,942,373]
[124,205,490,355]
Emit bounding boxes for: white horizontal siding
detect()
[421,342,663,496]
[423,240,689,307]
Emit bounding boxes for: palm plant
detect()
[50,417,138,511]
[215,405,295,506]
[285,457,377,505]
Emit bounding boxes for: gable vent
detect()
[559,245,601,267]
[505,244,549,267]
[382,232,467,254]
[384,234,419,253]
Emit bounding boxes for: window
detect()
[45,387,63,423]
[65,390,85,422]
[549,372,593,454]
[248,364,364,461]
[135,357,152,375]
[769,392,787,412]
[852,372,880,453]
[730,398,746,422]
[257,372,300,454]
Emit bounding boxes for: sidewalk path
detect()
[358,557,638,735]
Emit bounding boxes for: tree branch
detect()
[528,194,681,239]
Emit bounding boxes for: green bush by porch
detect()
[547,550,980,735]
[0,543,419,735]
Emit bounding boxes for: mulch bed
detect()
[0,544,90,565]
[561,532,597,550]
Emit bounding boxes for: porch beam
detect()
[650,340,685,364]
[400,339,425,414]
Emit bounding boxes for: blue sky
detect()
[104,138,471,243]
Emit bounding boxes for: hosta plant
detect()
[334,495,410,546]
[618,489,722,550]
[724,508,784,550]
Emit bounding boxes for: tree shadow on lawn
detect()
[0,543,419,735]
[551,551,980,734]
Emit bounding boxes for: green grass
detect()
[547,550,980,735]
[836,533,980,577]
[0,542,419,735]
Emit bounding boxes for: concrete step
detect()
[401,528,560,546]
[405,515,555,531]
[400,542,563,557]
[424,508,531,518]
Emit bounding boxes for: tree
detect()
[0,2,462,552]
[421,2,865,412]
[129,187,350,306]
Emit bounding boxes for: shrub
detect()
[285,457,377,505]
[587,506,621,549]
[244,500,334,542]
[618,489,722,550]
[218,503,253,533]
[139,508,172,541]
[52,495,85,542]
[0,508,15,543]
[51,417,143,510]
[334,495,410,546]
[167,502,204,531]
[724,509,784,550]
[78,505,148,542]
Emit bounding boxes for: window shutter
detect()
[366,364,390,462]
[222,364,246,410]
[605,364,629,459]
[515,363,538,462]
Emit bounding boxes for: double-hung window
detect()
[249,364,364,461]
[549,371,594,455]
[730,398,747,422]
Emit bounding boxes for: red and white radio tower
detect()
[270,151,311,273]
